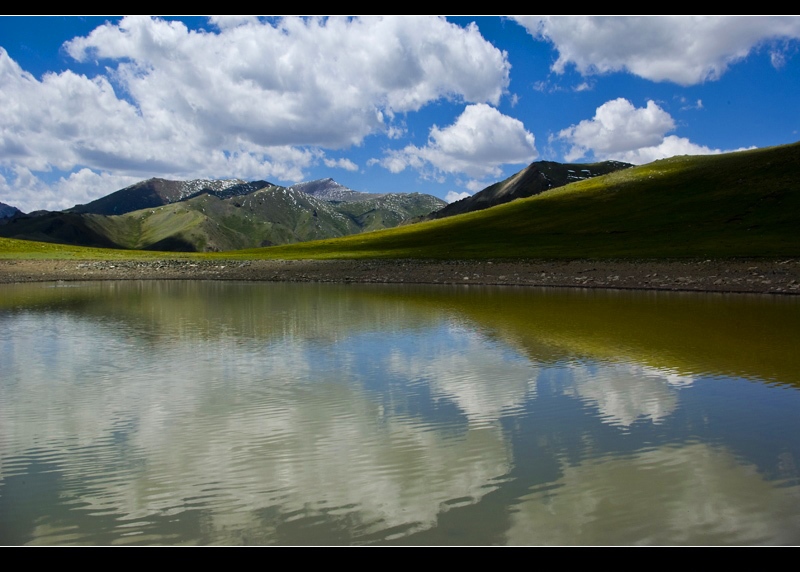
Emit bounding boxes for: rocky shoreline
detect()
[2,258,800,295]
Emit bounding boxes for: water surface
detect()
[2,281,800,545]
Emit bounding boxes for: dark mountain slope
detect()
[426,160,632,220]
[69,178,272,216]
[0,211,120,248]
[0,201,22,221]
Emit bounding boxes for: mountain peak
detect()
[291,178,371,202]
[0,201,23,219]
[427,159,633,220]
[70,177,273,216]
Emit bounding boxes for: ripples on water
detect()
[1,281,800,545]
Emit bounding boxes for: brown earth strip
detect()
[2,258,800,295]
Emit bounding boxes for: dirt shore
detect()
[2,258,800,294]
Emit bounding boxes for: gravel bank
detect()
[2,258,800,295]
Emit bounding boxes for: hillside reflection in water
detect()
[2,281,800,545]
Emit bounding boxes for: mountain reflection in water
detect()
[1,281,799,545]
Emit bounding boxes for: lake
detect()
[2,280,800,545]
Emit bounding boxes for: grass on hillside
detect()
[229,142,800,260]
[0,237,182,260]
[2,141,799,261]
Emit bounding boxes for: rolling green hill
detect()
[232,141,800,260]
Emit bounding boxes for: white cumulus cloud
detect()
[445,190,472,203]
[0,167,141,213]
[612,135,731,165]
[514,16,800,85]
[557,98,747,164]
[558,98,674,161]
[377,103,537,179]
[64,16,509,149]
[323,158,359,172]
[1,17,510,210]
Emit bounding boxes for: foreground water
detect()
[1,280,800,545]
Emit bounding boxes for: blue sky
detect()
[1,16,799,212]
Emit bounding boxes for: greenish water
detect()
[2,281,800,545]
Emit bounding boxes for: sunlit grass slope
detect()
[2,141,799,260]
[231,142,800,260]
[0,237,177,260]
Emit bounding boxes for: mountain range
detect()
[0,160,633,252]
[2,141,798,260]
[0,178,446,252]
[68,178,273,216]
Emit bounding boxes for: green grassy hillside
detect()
[0,236,168,260]
[229,142,800,260]
[2,141,798,260]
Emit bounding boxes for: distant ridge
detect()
[290,178,377,202]
[426,160,632,220]
[0,201,22,220]
[69,178,273,216]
